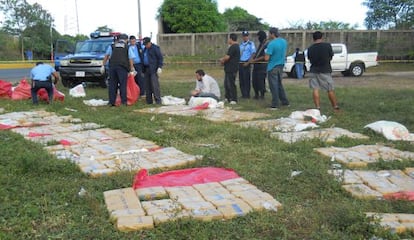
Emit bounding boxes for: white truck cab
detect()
[284,43,378,78]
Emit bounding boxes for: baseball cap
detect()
[242,30,249,36]
[143,37,151,44]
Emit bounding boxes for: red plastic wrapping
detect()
[0,80,12,98]
[38,86,65,102]
[133,167,240,189]
[115,74,140,106]
[11,79,31,100]
[384,191,414,201]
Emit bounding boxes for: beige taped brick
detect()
[110,208,146,222]
[179,200,216,211]
[215,199,252,219]
[141,199,182,215]
[220,177,249,187]
[117,215,154,232]
[342,184,383,200]
[190,208,223,221]
[135,186,168,201]
[152,211,191,225]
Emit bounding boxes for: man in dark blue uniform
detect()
[142,37,163,104]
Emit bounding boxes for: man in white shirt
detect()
[191,69,221,101]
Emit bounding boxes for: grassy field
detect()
[1,63,414,239]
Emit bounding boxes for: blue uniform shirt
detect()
[240,40,256,62]
[30,64,56,81]
[129,44,144,64]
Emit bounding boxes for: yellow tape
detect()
[0,61,54,69]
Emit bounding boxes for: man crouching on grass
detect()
[190,69,221,101]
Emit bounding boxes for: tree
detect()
[283,21,358,30]
[158,0,226,33]
[363,0,414,29]
[0,0,55,59]
[222,7,269,31]
[95,25,113,33]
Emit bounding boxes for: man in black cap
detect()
[142,37,164,104]
[239,30,256,98]
[103,34,135,106]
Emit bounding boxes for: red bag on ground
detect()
[11,79,31,100]
[38,86,65,102]
[133,167,240,189]
[0,80,12,98]
[115,74,140,106]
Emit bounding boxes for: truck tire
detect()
[350,63,364,77]
[61,77,70,88]
[99,78,108,88]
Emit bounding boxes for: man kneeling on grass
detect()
[190,69,221,101]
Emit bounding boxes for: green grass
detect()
[1,63,413,239]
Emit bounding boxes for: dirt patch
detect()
[284,72,414,90]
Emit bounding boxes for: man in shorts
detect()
[307,31,339,111]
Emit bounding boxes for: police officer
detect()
[239,30,256,99]
[30,61,59,104]
[142,37,163,104]
[129,35,145,96]
[103,34,135,106]
[293,47,306,79]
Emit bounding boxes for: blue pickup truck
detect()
[56,31,119,88]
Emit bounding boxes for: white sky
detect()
[22,0,368,38]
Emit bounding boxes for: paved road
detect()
[0,68,32,83]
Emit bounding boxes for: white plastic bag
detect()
[161,95,186,105]
[188,96,218,108]
[364,120,410,141]
[69,84,86,98]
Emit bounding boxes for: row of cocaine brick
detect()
[104,178,282,232]
[136,106,270,122]
[329,168,414,199]
[316,144,414,167]
[366,212,414,234]
[4,113,201,177]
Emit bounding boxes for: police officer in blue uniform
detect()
[129,35,145,96]
[239,31,256,99]
[30,61,59,104]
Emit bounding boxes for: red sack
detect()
[0,80,12,98]
[11,79,31,100]
[38,86,65,102]
[115,74,140,106]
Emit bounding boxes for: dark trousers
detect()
[239,63,251,98]
[31,80,53,104]
[133,63,145,96]
[144,70,161,104]
[252,69,266,98]
[224,71,237,102]
[108,65,128,105]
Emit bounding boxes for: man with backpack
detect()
[103,34,135,106]
[293,47,306,79]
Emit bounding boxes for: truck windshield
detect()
[75,39,112,54]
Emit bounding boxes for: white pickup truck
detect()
[284,43,378,78]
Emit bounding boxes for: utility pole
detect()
[137,0,142,40]
[75,0,80,35]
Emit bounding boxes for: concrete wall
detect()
[157,30,414,60]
